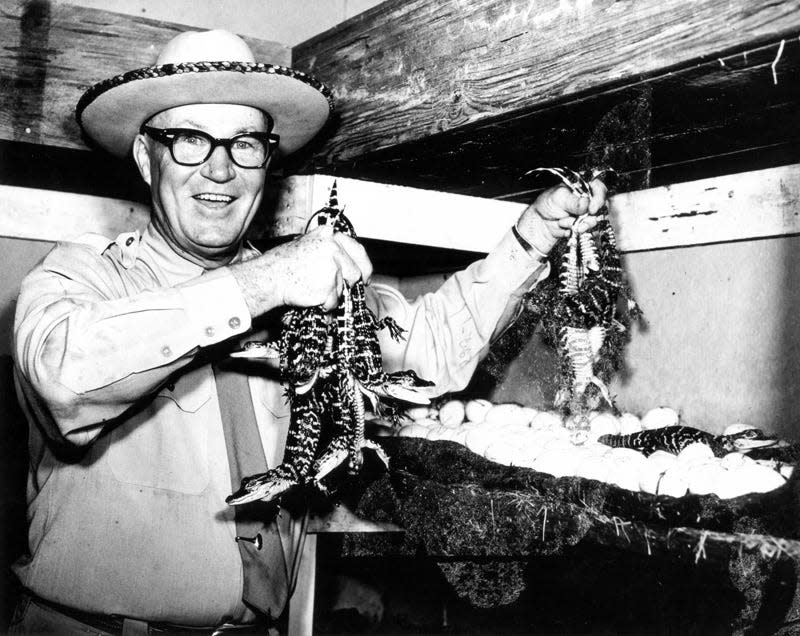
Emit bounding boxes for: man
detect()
[10,29,605,634]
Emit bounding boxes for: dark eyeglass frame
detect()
[139,125,280,169]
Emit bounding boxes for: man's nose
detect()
[200,144,236,181]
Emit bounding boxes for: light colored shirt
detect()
[13,222,547,625]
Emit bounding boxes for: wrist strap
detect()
[512,224,546,260]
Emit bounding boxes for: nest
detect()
[330,438,800,612]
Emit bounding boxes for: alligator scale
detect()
[598,425,777,457]
[227,184,432,506]
[526,167,640,419]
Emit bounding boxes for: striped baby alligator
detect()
[527,167,639,417]
[227,184,433,506]
[598,425,777,457]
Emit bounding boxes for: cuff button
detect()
[228,317,241,329]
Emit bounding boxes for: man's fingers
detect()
[587,179,608,215]
[547,185,590,217]
[334,233,374,283]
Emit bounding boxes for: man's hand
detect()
[515,179,608,256]
[230,225,373,317]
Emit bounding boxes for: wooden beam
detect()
[292,0,800,168]
[0,2,290,151]
[269,164,800,253]
[2,164,798,253]
[0,185,149,242]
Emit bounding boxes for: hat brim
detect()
[76,62,334,158]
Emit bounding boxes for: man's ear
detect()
[132,135,152,186]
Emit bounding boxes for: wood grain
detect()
[4,164,798,255]
[0,2,290,150]
[292,0,800,165]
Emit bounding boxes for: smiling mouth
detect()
[193,193,237,204]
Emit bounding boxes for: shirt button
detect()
[161,345,172,357]
[205,326,215,337]
[125,236,135,247]
[228,317,241,329]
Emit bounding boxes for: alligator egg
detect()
[438,400,466,428]
[608,447,648,465]
[532,448,581,478]
[780,465,795,479]
[657,468,689,497]
[641,407,679,430]
[575,455,613,482]
[677,442,715,465]
[607,460,642,491]
[465,426,497,457]
[647,450,679,473]
[464,399,493,424]
[637,461,667,495]
[619,413,643,434]
[720,452,754,470]
[732,464,787,494]
[484,403,527,428]
[520,407,539,424]
[687,462,727,495]
[530,411,564,431]
[590,413,621,437]
[396,424,430,438]
[405,405,433,421]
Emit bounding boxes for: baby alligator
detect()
[598,425,777,457]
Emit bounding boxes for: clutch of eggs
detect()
[396,401,790,499]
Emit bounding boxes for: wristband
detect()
[512,224,546,261]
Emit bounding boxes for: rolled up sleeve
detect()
[370,229,550,396]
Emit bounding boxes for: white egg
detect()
[641,407,679,430]
[532,448,582,478]
[396,424,430,438]
[607,460,641,491]
[484,439,526,465]
[590,413,621,437]
[405,406,433,421]
[657,468,689,497]
[637,461,667,495]
[575,455,613,482]
[687,462,728,496]
[723,422,757,436]
[464,399,493,424]
[436,427,470,445]
[719,452,754,470]
[618,413,643,434]
[647,450,679,473]
[608,447,648,466]
[732,464,788,494]
[677,442,715,465]
[424,425,449,441]
[780,465,795,479]
[412,417,438,428]
[438,400,466,428]
[484,403,530,428]
[530,411,564,431]
[465,426,497,456]
[520,406,540,424]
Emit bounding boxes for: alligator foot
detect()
[377,316,407,341]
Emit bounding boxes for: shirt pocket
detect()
[108,366,213,494]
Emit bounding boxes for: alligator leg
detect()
[226,391,322,505]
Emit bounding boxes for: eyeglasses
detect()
[139,125,280,169]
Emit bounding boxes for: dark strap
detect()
[214,363,290,618]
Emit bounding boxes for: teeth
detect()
[195,193,234,202]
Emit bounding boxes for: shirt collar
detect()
[140,224,257,286]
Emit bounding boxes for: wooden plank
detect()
[0,185,149,241]
[3,163,798,252]
[0,2,290,150]
[292,0,800,166]
[289,35,800,199]
[268,164,800,253]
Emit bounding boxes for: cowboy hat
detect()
[76,29,333,158]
